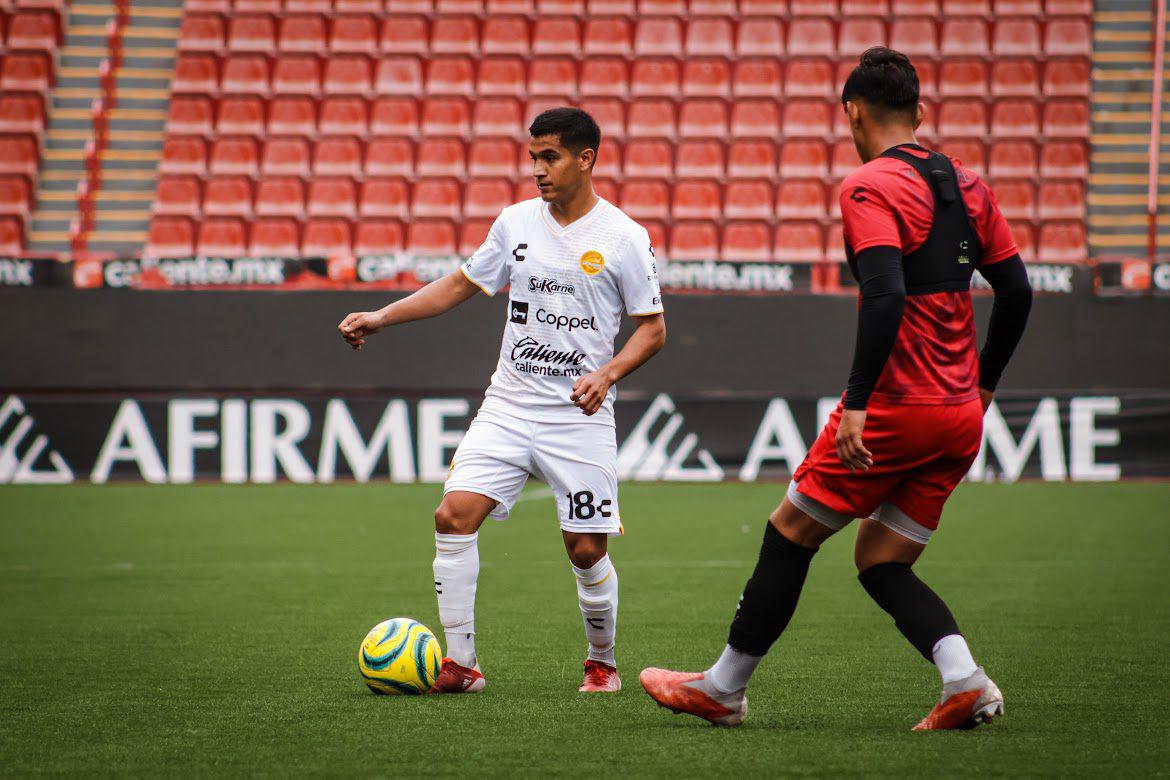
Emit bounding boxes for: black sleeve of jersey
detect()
[977,253,1032,392]
[844,246,906,411]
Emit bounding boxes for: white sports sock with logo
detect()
[572,555,618,666]
[932,634,978,684]
[433,531,479,668]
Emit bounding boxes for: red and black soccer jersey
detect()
[839,144,1018,406]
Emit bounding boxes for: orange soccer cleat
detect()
[428,658,486,694]
[639,668,748,726]
[579,659,622,692]
[913,667,1004,731]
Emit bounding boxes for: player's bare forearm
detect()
[570,313,666,415]
[338,270,480,350]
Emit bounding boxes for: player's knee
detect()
[434,501,474,534]
[769,501,833,549]
[565,537,607,569]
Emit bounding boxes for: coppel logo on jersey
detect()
[510,300,529,324]
[536,308,598,332]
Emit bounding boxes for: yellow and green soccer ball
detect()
[357,618,442,695]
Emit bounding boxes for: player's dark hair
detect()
[529,107,602,164]
[841,46,920,120]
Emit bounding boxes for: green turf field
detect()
[2,482,1167,777]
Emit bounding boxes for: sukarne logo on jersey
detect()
[510,300,529,324]
[510,337,587,377]
[535,308,597,332]
[528,276,575,296]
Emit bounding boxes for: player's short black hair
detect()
[529,107,601,162]
[841,46,920,120]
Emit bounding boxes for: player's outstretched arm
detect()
[570,313,666,416]
[975,253,1033,409]
[338,269,482,351]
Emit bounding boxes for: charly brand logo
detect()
[579,250,605,276]
[0,396,73,484]
[512,243,528,263]
[510,300,529,324]
[535,308,598,332]
[510,337,587,377]
[958,239,971,264]
[528,276,575,295]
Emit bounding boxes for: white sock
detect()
[433,531,479,667]
[706,645,762,694]
[572,554,618,666]
[932,634,978,684]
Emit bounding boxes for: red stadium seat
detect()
[672,180,721,220]
[307,177,357,218]
[941,18,988,57]
[303,219,352,256]
[261,136,312,176]
[147,217,195,258]
[631,59,680,99]
[416,138,465,177]
[625,139,673,178]
[481,16,530,55]
[787,18,833,57]
[635,18,682,56]
[991,98,1040,138]
[154,176,201,217]
[583,18,631,56]
[1042,60,1090,97]
[518,178,550,201]
[939,139,985,175]
[676,140,724,178]
[421,97,471,137]
[1,52,52,92]
[1045,17,1091,57]
[380,15,428,54]
[988,140,1037,178]
[939,60,987,98]
[1007,220,1034,262]
[915,60,940,100]
[0,94,44,134]
[209,136,259,176]
[990,60,1038,98]
[221,54,269,95]
[197,218,247,257]
[724,180,772,220]
[412,178,461,218]
[938,99,988,138]
[837,17,885,58]
[172,53,219,94]
[534,17,582,56]
[529,58,578,98]
[227,15,276,54]
[406,220,457,256]
[592,139,622,180]
[267,96,316,136]
[160,136,207,175]
[355,220,405,256]
[166,95,214,135]
[620,179,670,220]
[478,57,527,96]
[827,179,843,219]
[216,96,265,136]
[179,14,224,51]
[426,57,474,96]
[640,0,685,13]
[469,138,519,178]
[733,59,782,99]
[370,98,419,136]
[273,56,322,96]
[685,17,734,57]
[1038,180,1085,220]
[463,178,512,218]
[254,177,306,218]
[0,216,25,254]
[784,59,833,98]
[731,99,780,138]
[358,178,409,218]
[580,59,629,98]
[1046,0,1091,12]
[691,0,738,12]
[782,100,830,138]
[774,222,824,263]
[721,222,772,262]
[991,179,1034,221]
[319,96,368,136]
[330,14,378,54]
[203,176,254,218]
[431,17,478,55]
[777,179,827,220]
[680,98,728,138]
[250,218,300,257]
[626,98,674,138]
[829,138,860,177]
[365,137,413,177]
[460,219,494,256]
[737,18,784,57]
[323,56,372,95]
[490,0,535,11]
[992,17,1040,56]
[277,15,327,54]
[842,0,889,11]
[1037,221,1086,263]
[236,0,281,13]
[889,18,938,58]
[670,221,718,260]
[892,0,939,12]
[995,0,1041,11]
[1043,100,1089,138]
[1040,141,1087,179]
[738,0,787,14]
[791,0,837,12]
[944,0,989,12]
[728,140,777,179]
[314,137,363,176]
[825,222,847,263]
[586,0,630,12]
[473,97,521,137]
[336,0,383,11]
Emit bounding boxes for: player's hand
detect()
[338,311,385,351]
[570,370,613,416]
[979,388,994,412]
[836,409,874,472]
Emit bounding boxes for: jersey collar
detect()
[540,196,608,238]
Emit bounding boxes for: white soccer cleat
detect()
[914,667,1004,731]
[639,668,748,727]
[579,659,622,692]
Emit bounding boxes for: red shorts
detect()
[792,398,984,533]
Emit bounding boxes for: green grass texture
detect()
[2,482,1167,777]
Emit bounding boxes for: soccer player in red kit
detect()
[640,47,1034,729]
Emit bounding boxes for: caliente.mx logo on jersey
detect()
[511,337,587,377]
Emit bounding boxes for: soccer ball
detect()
[357,618,443,695]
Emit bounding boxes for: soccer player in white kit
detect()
[338,108,666,694]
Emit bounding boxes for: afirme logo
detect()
[0,396,73,484]
[616,394,723,481]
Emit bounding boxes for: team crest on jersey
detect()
[579,251,605,276]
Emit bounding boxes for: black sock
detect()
[726,521,818,656]
[857,561,960,661]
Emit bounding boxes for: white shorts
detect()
[444,409,622,535]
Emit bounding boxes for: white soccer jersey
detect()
[460,196,663,426]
